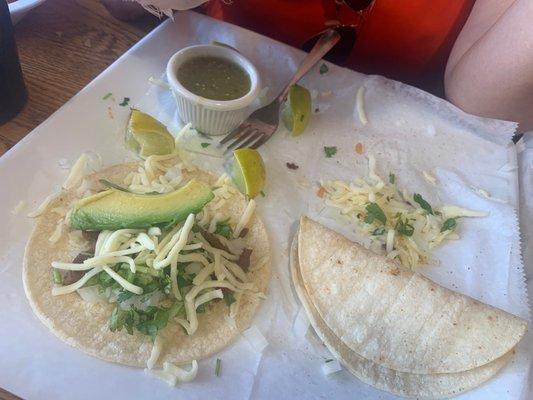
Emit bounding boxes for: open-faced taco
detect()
[23,154,271,379]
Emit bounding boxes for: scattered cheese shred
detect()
[63,154,88,190]
[356,86,368,125]
[52,267,102,296]
[11,200,26,215]
[234,199,256,238]
[471,187,506,203]
[322,358,342,376]
[422,171,437,186]
[27,192,57,218]
[321,156,487,268]
[147,335,163,370]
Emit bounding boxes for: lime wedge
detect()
[232,148,266,199]
[126,110,175,157]
[281,84,312,136]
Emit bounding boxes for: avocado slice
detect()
[70,179,214,230]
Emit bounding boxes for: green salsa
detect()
[177,56,251,101]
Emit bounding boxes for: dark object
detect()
[342,0,374,11]
[0,0,27,125]
[199,227,230,253]
[302,25,357,64]
[286,162,299,170]
[100,0,148,22]
[236,248,252,271]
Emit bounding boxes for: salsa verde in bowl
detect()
[167,44,260,136]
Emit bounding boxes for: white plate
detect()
[0,11,529,400]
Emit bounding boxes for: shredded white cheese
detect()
[422,171,437,186]
[52,267,102,296]
[147,335,163,370]
[63,154,88,190]
[27,192,57,218]
[321,156,487,268]
[470,187,506,204]
[322,359,342,376]
[11,200,26,215]
[356,86,368,125]
[103,266,143,294]
[234,199,256,238]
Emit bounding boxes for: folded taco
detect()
[291,217,526,398]
[23,155,271,375]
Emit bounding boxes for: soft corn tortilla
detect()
[290,236,513,399]
[23,163,271,367]
[297,217,526,374]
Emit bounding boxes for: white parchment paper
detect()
[137,13,530,399]
[0,11,529,400]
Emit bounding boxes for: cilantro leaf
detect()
[224,290,236,306]
[319,63,329,75]
[215,358,222,377]
[200,142,211,148]
[117,290,135,303]
[109,302,183,342]
[413,193,434,215]
[260,190,266,197]
[215,220,233,239]
[119,97,130,107]
[441,218,458,232]
[389,173,395,184]
[324,146,337,158]
[52,269,62,284]
[364,203,387,225]
[102,92,112,100]
[99,179,131,193]
[395,219,414,236]
[372,226,386,236]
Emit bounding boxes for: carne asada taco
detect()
[23,155,271,371]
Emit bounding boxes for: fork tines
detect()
[220,123,265,152]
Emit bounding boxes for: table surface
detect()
[0,0,161,158]
[0,2,159,398]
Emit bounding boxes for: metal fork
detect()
[220,29,341,151]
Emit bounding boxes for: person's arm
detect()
[445,0,533,132]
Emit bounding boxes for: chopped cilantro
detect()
[52,269,62,284]
[224,290,236,306]
[395,219,414,236]
[389,173,396,184]
[116,290,135,303]
[260,190,266,197]
[324,146,337,158]
[215,358,222,377]
[99,178,131,193]
[413,193,433,215]
[441,218,458,232]
[319,63,329,75]
[364,203,387,225]
[372,226,386,236]
[109,302,183,341]
[200,142,211,148]
[102,92,112,100]
[215,220,233,239]
[196,303,206,314]
[325,359,334,363]
[119,97,130,107]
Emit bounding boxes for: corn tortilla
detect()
[297,217,526,374]
[23,163,271,367]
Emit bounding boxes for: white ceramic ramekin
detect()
[166,44,260,136]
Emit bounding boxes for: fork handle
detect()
[279,29,341,101]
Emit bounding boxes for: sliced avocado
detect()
[70,179,214,230]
